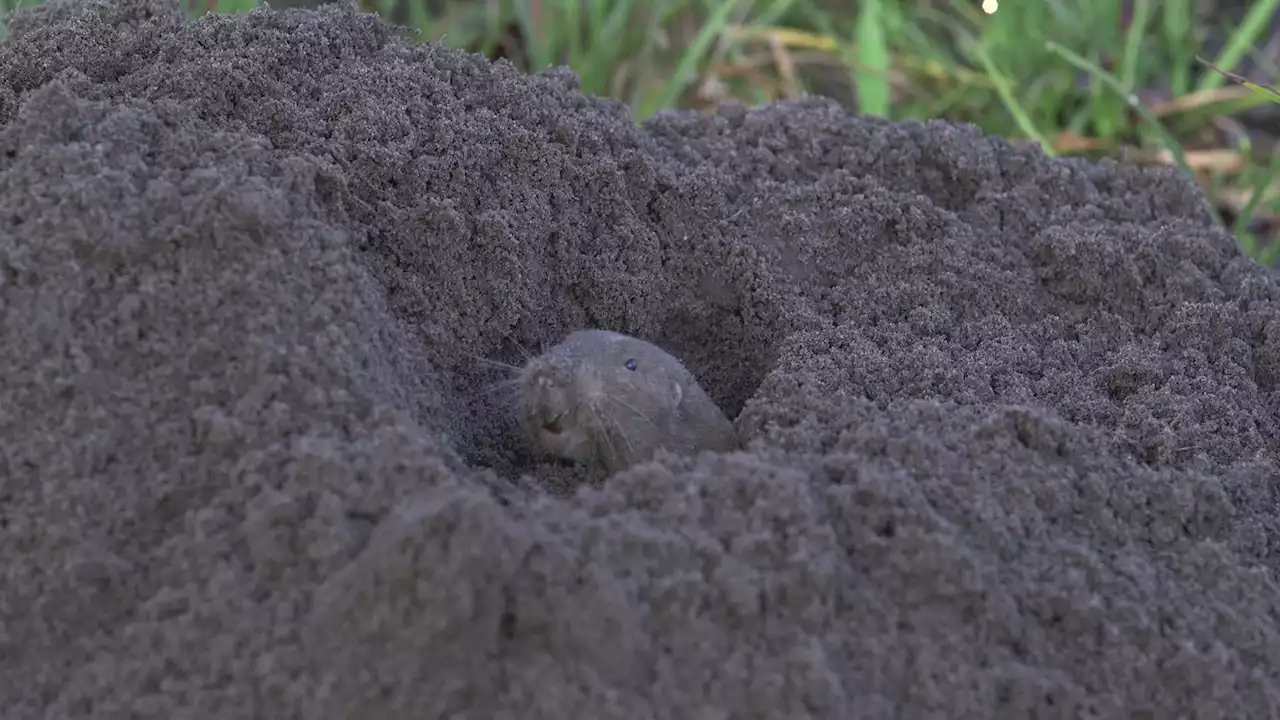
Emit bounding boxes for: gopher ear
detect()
[670,379,684,406]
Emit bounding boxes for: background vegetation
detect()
[4,0,1280,265]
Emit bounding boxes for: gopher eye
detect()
[624,358,638,372]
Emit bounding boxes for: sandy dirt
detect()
[3,1,1280,717]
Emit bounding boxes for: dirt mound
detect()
[3,1,1279,717]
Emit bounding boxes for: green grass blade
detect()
[854,0,889,117]
[511,0,547,69]
[405,0,431,34]
[1195,0,1280,92]
[637,0,743,121]
[562,0,581,70]
[1234,147,1280,241]
[1118,0,1153,93]
[969,37,1053,154]
[583,0,639,95]
[1162,0,1194,95]
[1260,231,1280,267]
[1196,55,1280,104]
[755,0,799,26]
[1048,40,1224,228]
[476,1,513,62]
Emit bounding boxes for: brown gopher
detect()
[517,329,740,473]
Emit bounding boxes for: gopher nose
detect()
[534,358,573,387]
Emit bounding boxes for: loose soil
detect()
[3,1,1280,717]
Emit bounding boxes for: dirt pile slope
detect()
[2,1,1279,717]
